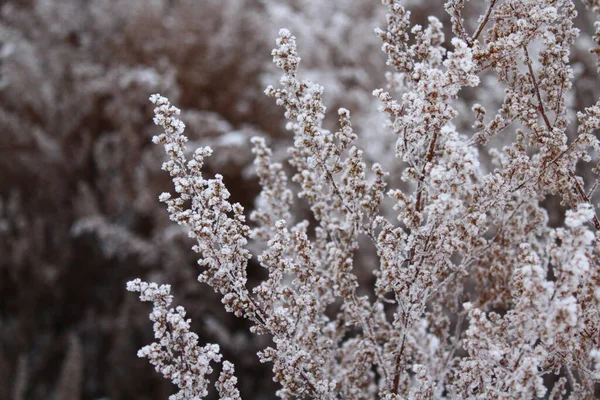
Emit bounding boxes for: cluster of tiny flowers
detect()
[130,1,600,398]
[126,279,240,400]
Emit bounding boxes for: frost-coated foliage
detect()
[128,1,600,398]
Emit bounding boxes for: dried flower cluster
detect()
[128,0,600,398]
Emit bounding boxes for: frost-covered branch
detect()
[129,1,600,398]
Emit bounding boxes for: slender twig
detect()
[554,70,565,126]
[392,331,408,394]
[438,312,466,386]
[415,126,440,218]
[472,0,498,42]
[569,171,600,230]
[523,45,553,132]
[517,47,600,230]
[586,179,599,199]
[511,137,581,193]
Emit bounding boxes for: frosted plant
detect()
[127,279,241,400]
[129,0,600,398]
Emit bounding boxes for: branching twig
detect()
[472,0,498,42]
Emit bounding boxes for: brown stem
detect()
[392,333,407,394]
[523,45,553,132]
[472,0,497,42]
[415,128,440,217]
